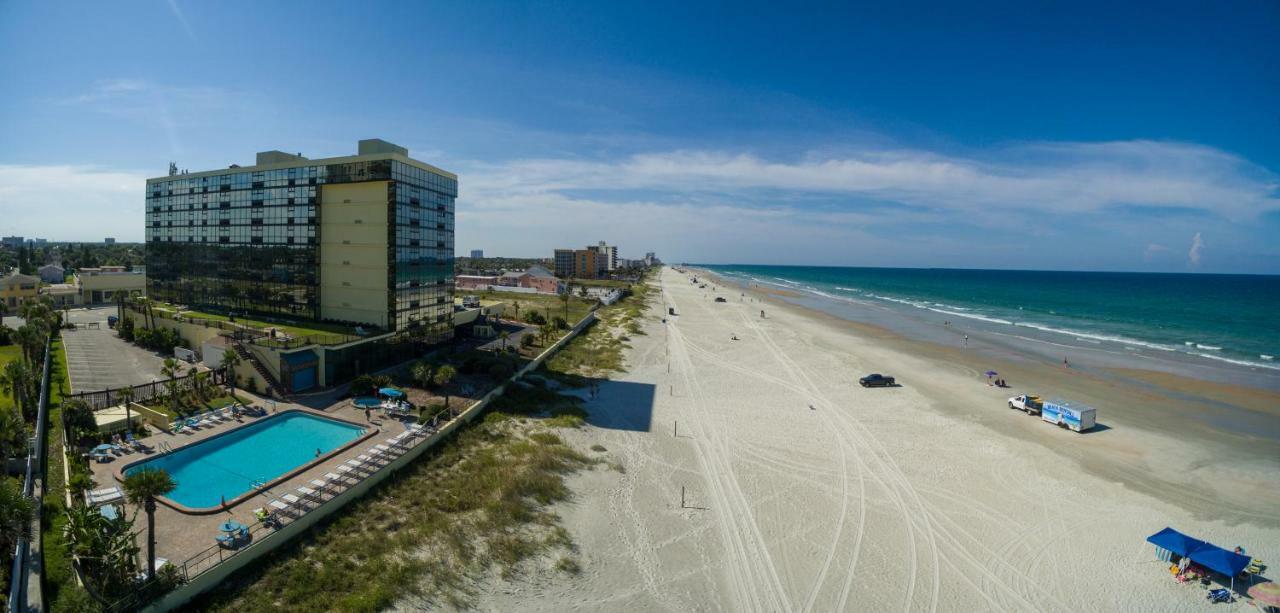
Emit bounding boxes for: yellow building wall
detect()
[78,273,146,303]
[320,181,389,327]
[1,286,39,308]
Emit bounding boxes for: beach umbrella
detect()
[1250,582,1280,610]
[92,444,114,453]
[984,370,998,377]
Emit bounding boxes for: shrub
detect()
[525,311,547,325]
[520,335,535,349]
[553,316,568,330]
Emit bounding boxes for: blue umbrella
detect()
[984,370,998,377]
[92,444,115,453]
[379,387,405,398]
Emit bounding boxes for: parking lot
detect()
[61,326,168,393]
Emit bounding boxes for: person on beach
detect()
[364,407,371,421]
[964,335,968,346]
[1063,357,1070,368]
[315,448,322,458]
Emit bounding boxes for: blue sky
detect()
[1,0,1278,273]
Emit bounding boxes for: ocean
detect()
[700,264,1280,375]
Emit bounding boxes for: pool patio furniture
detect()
[268,499,293,517]
[335,466,356,481]
[296,486,318,502]
[90,451,113,463]
[85,487,124,506]
[309,478,329,494]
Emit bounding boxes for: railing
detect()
[128,302,380,349]
[8,334,52,613]
[67,369,224,411]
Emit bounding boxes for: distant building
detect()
[104,238,116,245]
[589,241,618,271]
[574,249,601,279]
[38,263,65,284]
[457,265,562,295]
[470,249,483,258]
[1,236,23,250]
[32,239,47,245]
[1,272,39,308]
[554,249,575,278]
[644,252,658,266]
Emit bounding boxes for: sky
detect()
[1,1,1278,273]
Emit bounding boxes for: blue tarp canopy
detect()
[1146,527,1252,578]
[1188,543,1252,578]
[1146,527,1206,557]
[379,388,404,398]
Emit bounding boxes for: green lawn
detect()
[142,301,362,345]
[482,290,596,325]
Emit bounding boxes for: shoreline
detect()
[471,266,1279,611]
[695,266,1280,527]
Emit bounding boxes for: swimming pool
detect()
[353,397,381,409]
[123,411,365,510]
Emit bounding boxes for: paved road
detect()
[2,305,116,331]
[61,327,168,393]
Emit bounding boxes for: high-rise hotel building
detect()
[145,139,456,344]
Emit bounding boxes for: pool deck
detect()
[86,391,423,565]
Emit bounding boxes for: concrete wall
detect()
[144,311,598,612]
[319,181,389,327]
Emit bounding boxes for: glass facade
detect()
[145,156,456,343]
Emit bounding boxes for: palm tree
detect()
[111,289,129,329]
[559,291,570,321]
[432,364,457,412]
[0,302,6,328]
[117,386,135,435]
[0,477,35,564]
[499,330,510,351]
[122,468,176,580]
[220,349,242,400]
[160,358,183,416]
[410,361,434,390]
[511,300,520,320]
[0,361,30,419]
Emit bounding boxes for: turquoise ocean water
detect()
[701,265,1280,373]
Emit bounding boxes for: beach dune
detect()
[469,267,1280,612]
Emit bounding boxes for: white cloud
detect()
[1189,232,1205,267]
[0,165,146,241]
[1143,243,1169,261]
[451,139,1278,264]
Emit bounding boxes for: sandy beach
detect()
[469,267,1280,612]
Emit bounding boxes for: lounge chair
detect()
[268,499,292,517]
[281,493,304,510]
[335,465,356,481]
[373,444,393,458]
[90,451,112,463]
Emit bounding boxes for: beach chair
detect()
[296,486,318,503]
[1206,588,1232,604]
[373,444,392,457]
[335,465,356,482]
[281,493,304,511]
[268,499,292,518]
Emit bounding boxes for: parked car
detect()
[858,373,895,387]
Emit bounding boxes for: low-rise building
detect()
[0,236,23,250]
[470,249,483,258]
[38,264,65,284]
[1,272,40,308]
[42,283,81,307]
[76,266,145,304]
[574,249,601,279]
[456,275,499,291]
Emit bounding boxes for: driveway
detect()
[61,327,168,393]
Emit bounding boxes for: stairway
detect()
[232,341,288,399]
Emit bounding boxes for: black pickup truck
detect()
[858,373,896,388]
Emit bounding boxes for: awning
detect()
[379,388,404,398]
[1147,527,1252,579]
[1146,527,1206,557]
[1188,543,1252,578]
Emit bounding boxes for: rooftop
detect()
[146,138,456,183]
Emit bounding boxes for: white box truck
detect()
[1040,400,1097,432]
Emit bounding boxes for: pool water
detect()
[124,412,364,509]
[353,397,381,408]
